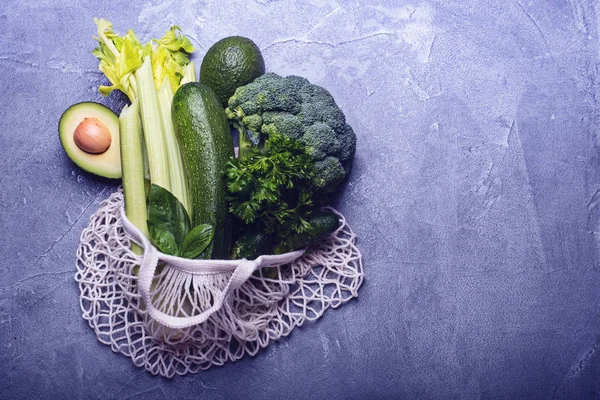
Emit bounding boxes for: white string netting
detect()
[74,189,364,378]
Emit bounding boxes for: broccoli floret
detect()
[313,157,346,193]
[299,99,346,135]
[241,114,262,132]
[301,123,340,160]
[229,73,302,114]
[261,112,304,140]
[339,123,357,162]
[226,73,356,193]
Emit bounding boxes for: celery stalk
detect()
[136,56,171,191]
[157,76,192,215]
[181,61,196,84]
[119,99,148,255]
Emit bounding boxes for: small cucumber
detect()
[172,82,234,259]
[231,231,274,260]
[273,211,341,254]
[309,211,341,237]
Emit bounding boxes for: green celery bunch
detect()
[92,18,196,252]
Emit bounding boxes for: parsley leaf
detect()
[226,132,316,251]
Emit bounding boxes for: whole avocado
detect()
[200,36,265,106]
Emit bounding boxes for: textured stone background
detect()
[2,0,600,398]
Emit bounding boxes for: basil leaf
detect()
[147,220,179,256]
[147,184,191,246]
[180,224,214,259]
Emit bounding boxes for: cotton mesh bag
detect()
[75,189,363,377]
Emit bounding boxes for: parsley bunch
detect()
[226,132,316,250]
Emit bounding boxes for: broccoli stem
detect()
[236,122,253,160]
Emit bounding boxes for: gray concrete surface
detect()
[2,0,600,398]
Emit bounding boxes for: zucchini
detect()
[172,82,234,259]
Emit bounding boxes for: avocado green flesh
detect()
[200,36,265,106]
[172,82,234,259]
[58,102,121,179]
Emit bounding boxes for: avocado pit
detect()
[74,117,112,154]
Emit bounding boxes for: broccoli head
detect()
[226,73,356,193]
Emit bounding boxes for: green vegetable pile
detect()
[59,20,356,261]
[224,73,356,255]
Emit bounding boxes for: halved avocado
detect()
[59,102,121,179]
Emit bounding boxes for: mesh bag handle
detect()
[119,207,305,329]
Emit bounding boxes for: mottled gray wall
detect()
[2,0,600,398]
